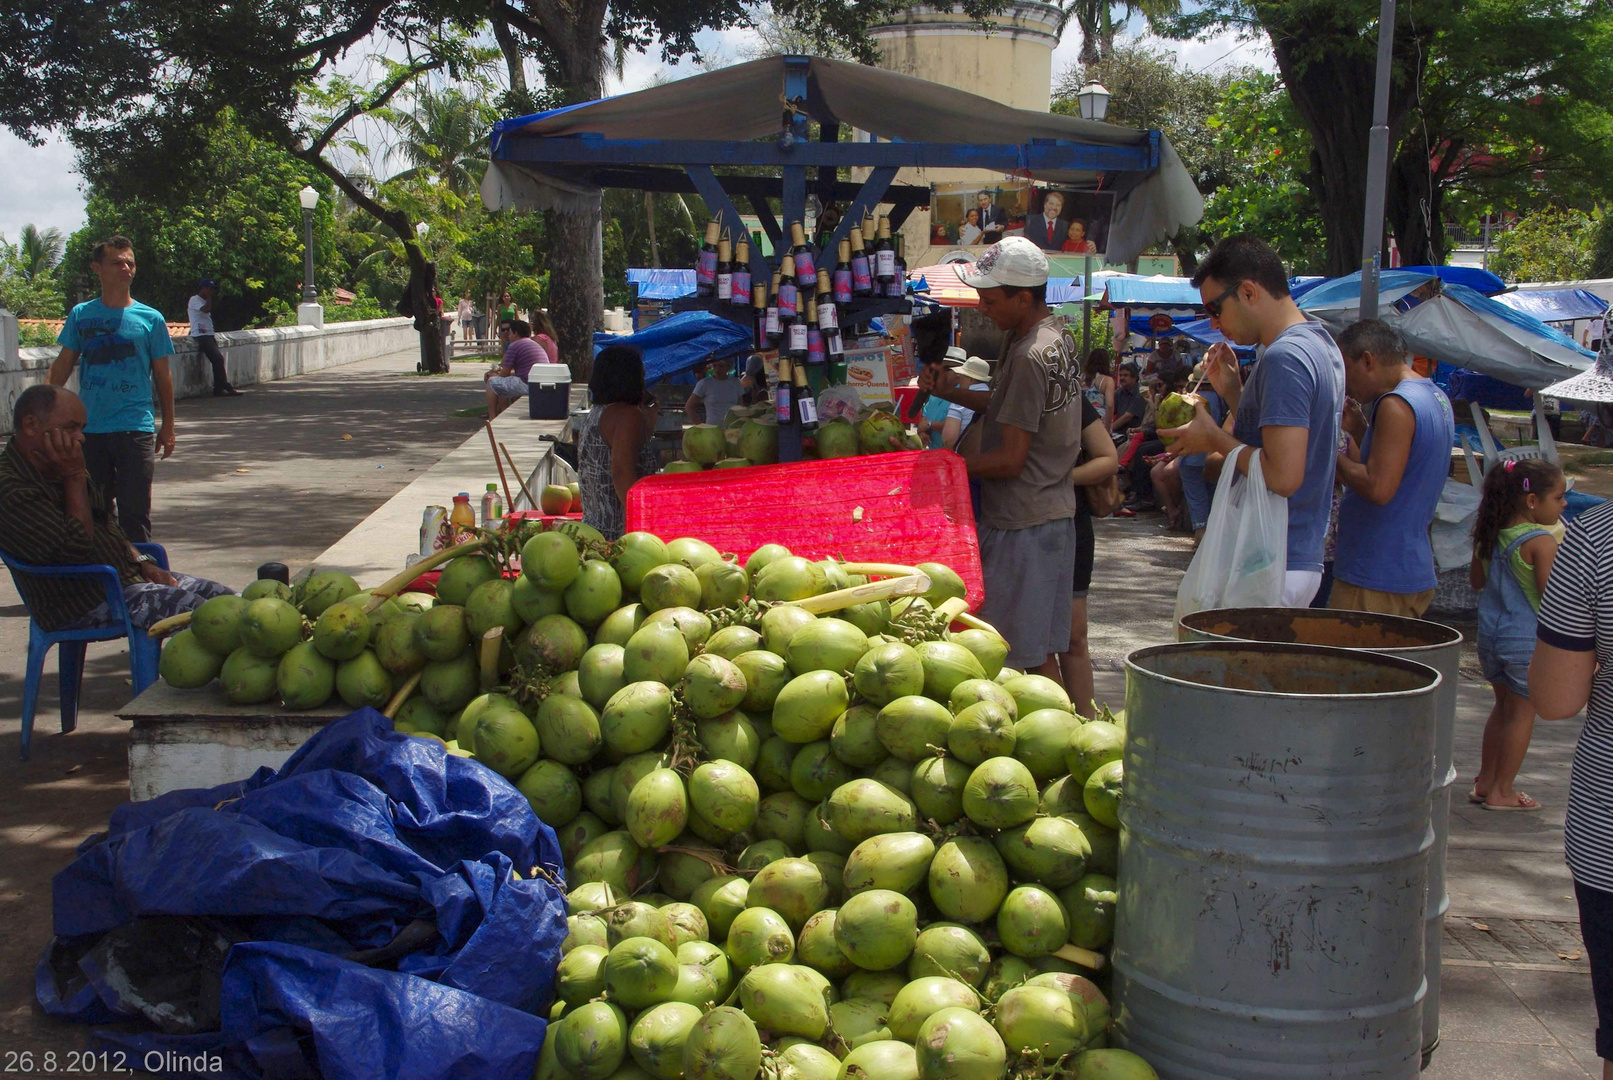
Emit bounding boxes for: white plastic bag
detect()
[1174,444,1289,623]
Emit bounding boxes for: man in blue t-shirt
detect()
[48,236,176,542]
[1161,234,1345,607]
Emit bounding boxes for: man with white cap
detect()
[919,236,1100,681]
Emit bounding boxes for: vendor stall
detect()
[484,54,1202,461]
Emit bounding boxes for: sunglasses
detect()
[1204,281,1244,320]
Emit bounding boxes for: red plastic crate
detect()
[625,450,983,610]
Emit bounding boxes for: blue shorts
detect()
[1478,636,1534,697]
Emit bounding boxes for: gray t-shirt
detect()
[692,375,742,425]
[978,314,1085,530]
[1231,319,1345,574]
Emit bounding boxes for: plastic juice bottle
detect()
[449,492,477,542]
[481,483,504,528]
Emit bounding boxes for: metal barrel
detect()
[1114,641,1441,1079]
[1178,609,1462,1064]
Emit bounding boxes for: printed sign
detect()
[929,181,1031,248]
[843,346,895,404]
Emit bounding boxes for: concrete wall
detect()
[865,3,1065,268]
[0,314,418,435]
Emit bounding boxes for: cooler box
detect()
[528,363,572,420]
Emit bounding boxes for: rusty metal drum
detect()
[1113,641,1441,1078]
[1179,609,1463,1064]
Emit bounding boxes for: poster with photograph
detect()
[929,181,1031,248]
[1019,188,1116,255]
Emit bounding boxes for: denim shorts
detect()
[1479,636,1534,697]
[489,375,528,398]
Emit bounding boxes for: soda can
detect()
[420,505,448,556]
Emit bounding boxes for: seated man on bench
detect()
[0,385,233,631]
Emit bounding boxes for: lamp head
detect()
[1077,82,1111,122]
[298,185,319,210]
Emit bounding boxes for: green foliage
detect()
[1592,213,1613,280]
[255,288,392,328]
[1489,207,1605,283]
[0,235,67,319]
[62,111,338,328]
[18,225,65,281]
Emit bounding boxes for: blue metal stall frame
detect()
[490,55,1162,325]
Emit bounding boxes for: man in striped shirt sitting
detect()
[0,385,232,632]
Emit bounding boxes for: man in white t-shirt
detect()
[187,279,241,397]
[686,361,742,425]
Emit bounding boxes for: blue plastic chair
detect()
[1,542,168,760]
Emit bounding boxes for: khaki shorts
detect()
[1328,580,1436,619]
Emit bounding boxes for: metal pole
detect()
[1482,218,1491,271]
[1359,0,1396,321]
[301,207,317,303]
[1082,252,1092,363]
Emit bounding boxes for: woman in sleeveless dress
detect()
[579,345,661,540]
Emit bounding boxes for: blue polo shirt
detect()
[58,299,174,434]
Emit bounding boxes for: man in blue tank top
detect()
[1331,319,1455,618]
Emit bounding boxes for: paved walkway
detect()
[0,371,1599,1076]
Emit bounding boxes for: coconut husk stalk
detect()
[1054,943,1106,971]
[360,538,488,615]
[382,672,422,719]
[479,626,504,691]
[786,572,932,616]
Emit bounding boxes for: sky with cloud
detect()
[1,16,1272,249]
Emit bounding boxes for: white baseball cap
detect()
[959,237,1049,290]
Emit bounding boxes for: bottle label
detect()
[795,249,815,281]
[885,277,904,298]
[788,322,808,352]
[807,328,825,365]
[851,255,872,292]
[779,283,798,319]
[799,396,818,424]
[818,301,838,331]
[697,249,717,286]
[776,384,792,423]
[731,270,750,303]
[828,330,844,356]
[876,249,896,278]
[765,306,781,335]
[833,270,853,304]
[716,273,732,302]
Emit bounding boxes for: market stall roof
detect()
[627,268,696,301]
[1299,270,1595,389]
[1100,275,1202,310]
[483,54,1203,266]
[591,311,753,382]
[1494,288,1609,323]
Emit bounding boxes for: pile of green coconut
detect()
[670,401,923,473]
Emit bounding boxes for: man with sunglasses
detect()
[1161,234,1344,607]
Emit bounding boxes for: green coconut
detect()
[558,944,609,1006]
[910,755,972,825]
[745,857,830,930]
[945,702,1016,768]
[241,578,291,603]
[604,902,676,949]
[843,832,935,896]
[795,908,855,979]
[995,816,1092,889]
[276,640,334,710]
[189,594,248,656]
[629,1002,704,1080]
[1002,673,1073,716]
[760,603,818,655]
[829,704,889,769]
[594,602,647,647]
[558,813,610,865]
[1015,708,1083,781]
[826,779,918,845]
[563,559,624,629]
[909,923,993,988]
[915,1007,1008,1080]
[691,875,752,941]
[681,1007,762,1080]
[772,670,851,743]
[888,977,983,1042]
[221,646,279,704]
[915,562,967,609]
[788,740,854,802]
[511,575,566,625]
[1083,759,1124,830]
[682,424,726,465]
[948,628,1009,680]
[516,759,582,826]
[1060,873,1118,950]
[522,531,582,592]
[913,640,987,704]
[875,695,955,762]
[622,621,691,687]
[695,560,750,610]
[682,654,748,719]
[640,563,703,613]
[238,597,303,658]
[688,760,759,836]
[414,605,471,663]
[737,963,830,1038]
[997,885,1070,958]
[753,557,828,602]
[734,650,791,713]
[1067,721,1125,785]
[601,680,676,756]
[838,1041,919,1080]
[1069,1049,1160,1079]
[625,768,689,849]
[335,649,392,709]
[927,836,1010,924]
[534,693,603,764]
[948,678,1018,721]
[962,757,1040,829]
[374,613,428,677]
[516,613,590,673]
[829,997,893,1050]
[610,751,675,822]
[755,736,801,793]
[725,905,796,968]
[572,832,653,895]
[703,625,763,660]
[298,569,360,618]
[159,629,224,689]
[754,791,813,850]
[786,618,869,676]
[575,643,627,710]
[834,889,918,971]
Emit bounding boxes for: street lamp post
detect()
[296,185,323,328]
[1076,83,1111,364]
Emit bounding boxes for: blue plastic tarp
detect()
[1400,264,1508,296]
[627,268,697,300]
[1494,288,1609,324]
[37,709,567,1080]
[593,310,754,382]
[1101,275,1203,309]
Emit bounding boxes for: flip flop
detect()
[1468,787,1485,804]
[1481,792,1542,812]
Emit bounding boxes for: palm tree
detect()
[18,224,63,281]
[1059,0,1181,66]
[385,87,496,198]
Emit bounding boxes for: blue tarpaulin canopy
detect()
[1494,288,1609,324]
[1299,270,1595,389]
[593,310,753,382]
[1100,275,1202,309]
[627,268,697,300]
